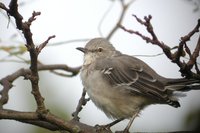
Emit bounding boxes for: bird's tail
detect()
[163,78,200,108]
[165,78,200,92]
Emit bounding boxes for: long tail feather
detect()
[165,78,200,91]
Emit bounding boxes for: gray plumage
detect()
[77,38,200,130]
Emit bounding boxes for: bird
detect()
[76,38,200,132]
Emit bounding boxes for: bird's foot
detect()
[95,124,112,133]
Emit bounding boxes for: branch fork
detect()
[120,14,200,79]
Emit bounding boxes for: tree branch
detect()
[1,0,199,132]
[72,88,90,121]
[0,109,97,133]
[120,15,200,79]
[0,0,48,113]
[37,35,56,53]
[106,0,135,40]
[0,2,93,131]
[0,64,80,108]
[187,35,200,75]
[0,68,28,108]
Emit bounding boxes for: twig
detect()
[48,38,90,46]
[49,70,77,77]
[38,64,81,77]
[0,64,80,108]
[37,35,56,53]
[0,2,9,12]
[1,0,48,113]
[0,68,28,108]
[187,36,200,72]
[72,88,90,121]
[106,0,135,40]
[130,15,172,52]
[98,0,115,37]
[120,15,200,79]
[27,11,41,24]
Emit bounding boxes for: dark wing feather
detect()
[95,55,178,106]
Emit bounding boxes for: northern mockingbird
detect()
[77,38,200,132]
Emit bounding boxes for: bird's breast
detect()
[80,68,148,119]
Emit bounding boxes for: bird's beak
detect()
[76,47,87,53]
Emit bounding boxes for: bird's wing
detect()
[95,55,177,105]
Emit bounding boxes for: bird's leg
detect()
[104,118,124,128]
[123,111,139,133]
[95,118,124,132]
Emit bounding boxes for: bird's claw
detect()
[95,124,112,133]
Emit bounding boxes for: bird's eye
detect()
[97,47,103,52]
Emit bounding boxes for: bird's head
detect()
[77,38,120,66]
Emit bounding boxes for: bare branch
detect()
[48,38,90,46]
[119,24,173,60]
[27,11,41,25]
[187,36,200,70]
[37,35,56,53]
[0,64,80,108]
[131,14,170,50]
[0,2,9,12]
[0,109,97,133]
[1,0,48,113]
[98,1,115,37]
[72,88,90,121]
[1,0,199,132]
[0,68,29,108]
[38,64,80,75]
[120,15,200,79]
[8,0,23,30]
[106,0,135,40]
[0,109,59,130]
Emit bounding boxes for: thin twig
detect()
[187,36,200,70]
[120,15,200,79]
[37,35,56,53]
[106,0,135,40]
[98,0,115,37]
[0,68,28,108]
[72,88,90,121]
[48,38,90,46]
